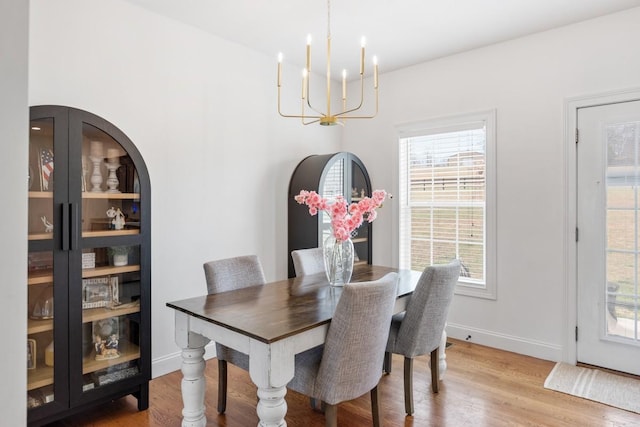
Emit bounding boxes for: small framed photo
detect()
[27,339,36,370]
[82,277,111,309]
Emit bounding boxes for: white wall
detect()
[24,0,640,390]
[1,0,29,424]
[29,0,341,376]
[344,7,640,360]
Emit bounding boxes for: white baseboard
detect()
[151,342,217,379]
[446,323,562,362]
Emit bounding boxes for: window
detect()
[398,110,496,299]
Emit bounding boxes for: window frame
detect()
[397,110,497,299]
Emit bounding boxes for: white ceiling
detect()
[123,0,640,80]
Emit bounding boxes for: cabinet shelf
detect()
[28,264,141,283]
[28,270,53,285]
[28,364,54,391]
[28,318,53,334]
[82,229,139,238]
[82,343,140,375]
[82,192,140,200]
[27,344,141,391]
[29,233,53,241]
[28,191,54,199]
[81,303,140,324]
[82,264,140,278]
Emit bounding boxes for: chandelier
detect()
[277,0,379,126]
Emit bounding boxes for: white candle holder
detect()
[89,156,104,192]
[105,159,121,193]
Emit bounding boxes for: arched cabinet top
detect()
[287,152,373,278]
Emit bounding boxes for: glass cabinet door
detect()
[350,158,371,265]
[27,116,64,411]
[74,121,143,396]
[318,154,372,264]
[320,156,345,244]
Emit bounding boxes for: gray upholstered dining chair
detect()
[383,259,460,416]
[202,255,267,413]
[291,247,325,276]
[287,272,399,427]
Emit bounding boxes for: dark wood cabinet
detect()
[27,106,151,426]
[287,152,372,277]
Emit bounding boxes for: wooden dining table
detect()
[166,264,449,427]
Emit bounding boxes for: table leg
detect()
[249,339,295,427]
[256,386,288,427]
[174,312,211,427]
[439,326,448,378]
[180,347,207,427]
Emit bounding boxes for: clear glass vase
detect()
[323,234,354,286]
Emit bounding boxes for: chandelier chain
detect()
[327,0,331,38]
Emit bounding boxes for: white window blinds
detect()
[399,112,495,297]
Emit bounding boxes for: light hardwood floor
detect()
[45,339,640,426]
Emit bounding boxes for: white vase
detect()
[323,234,354,286]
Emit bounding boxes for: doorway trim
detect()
[564,87,640,364]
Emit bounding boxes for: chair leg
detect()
[430,347,440,393]
[310,397,325,412]
[371,386,381,427]
[324,403,338,427]
[383,351,392,374]
[404,357,414,416]
[217,359,228,414]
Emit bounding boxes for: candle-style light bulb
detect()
[360,36,366,75]
[302,68,308,100]
[277,53,283,87]
[342,69,347,100]
[373,55,379,89]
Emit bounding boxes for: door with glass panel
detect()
[70,108,147,407]
[577,100,640,375]
[27,109,70,417]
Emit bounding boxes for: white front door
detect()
[577,100,640,375]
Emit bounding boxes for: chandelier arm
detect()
[335,88,378,119]
[303,68,329,117]
[278,85,326,119]
[335,75,366,116]
[305,94,327,117]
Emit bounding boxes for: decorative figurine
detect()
[93,317,120,361]
[106,207,126,230]
[41,216,53,233]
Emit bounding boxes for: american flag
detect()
[40,148,54,190]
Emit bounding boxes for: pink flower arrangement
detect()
[294,189,387,242]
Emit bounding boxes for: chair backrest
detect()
[291,247,325,277]
[314,272,399,405]
[203,255,266,295]
[396,259,460,358]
